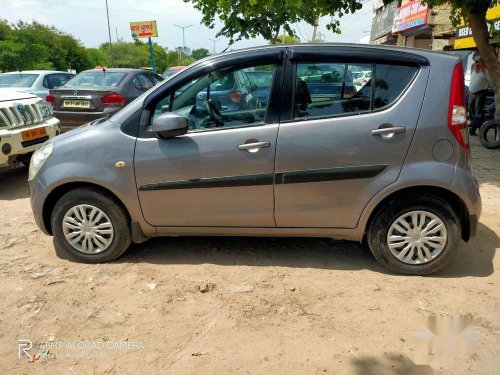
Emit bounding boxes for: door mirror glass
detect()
[152,112,188,139]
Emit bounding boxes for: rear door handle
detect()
[371,126,406,136]
[237,141,271,152]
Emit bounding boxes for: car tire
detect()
[51,187,131,263]
[367,196,460,275]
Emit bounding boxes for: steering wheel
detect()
[204,99,224,127]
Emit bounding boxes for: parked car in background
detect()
[0,90,60,167]
[29,44,480,276]
[47,68,163,132]
[0,70,75,99]
[246,70,273,107]
[195,69,257,116]
[353,70,372,86]
[162,66,187,79]
[297,63,358,103]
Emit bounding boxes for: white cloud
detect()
[1,0,372,51]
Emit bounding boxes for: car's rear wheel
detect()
[367,196,460,275]
[51,187,131,263]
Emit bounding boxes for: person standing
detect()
[468,52,491,136]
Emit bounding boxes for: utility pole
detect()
[174,24,193,53]
[105,0,113,65]
[209,38,220,54]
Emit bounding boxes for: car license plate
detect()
[63,100,91,109]
[22,127,48,142]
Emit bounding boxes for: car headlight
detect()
[29,143,53,181]
[36,100,53,119]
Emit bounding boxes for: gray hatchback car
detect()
[29,44,481,275]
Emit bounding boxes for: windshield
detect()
[65,71,126,87]
[0,73,39,88]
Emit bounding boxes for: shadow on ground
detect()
[0,166,29,200]
[115,222,497,277]
[350,354,435,375]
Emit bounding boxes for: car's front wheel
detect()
[367,196,460,275]
[51,187,131,263]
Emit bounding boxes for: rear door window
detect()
[293,61,418,119]
[294,63,372,119]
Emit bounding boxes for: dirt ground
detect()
[0,137,498,375]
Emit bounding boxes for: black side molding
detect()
[139,165,387,191]
[274,165,387,185]
[140,173,274,191]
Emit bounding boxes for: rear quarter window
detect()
[374,64,418,109]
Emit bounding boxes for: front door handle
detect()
[237,141,271,152]
[371,126,406,137]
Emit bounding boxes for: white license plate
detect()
[63,100,91,109]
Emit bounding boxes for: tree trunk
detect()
[468,12,500,117]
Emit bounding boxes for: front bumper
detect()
[29,177,51,235]
[0,117,60,166]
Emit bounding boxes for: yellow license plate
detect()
[63,100,91,109]
[22,127,48,142]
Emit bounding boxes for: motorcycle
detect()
[470,89,500,149]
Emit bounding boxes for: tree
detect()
[185,0,362,44]
[274,34,301,44]
[426,0,500,116]
[191,47,210,60]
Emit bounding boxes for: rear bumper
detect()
[53,108,119,132]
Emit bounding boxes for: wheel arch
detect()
[365,185,471,242]
[42,182,131,235]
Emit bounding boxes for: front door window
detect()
[153,65,275,131]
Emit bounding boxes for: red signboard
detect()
[392,0,429,33]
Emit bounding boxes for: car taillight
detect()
[448,63,469,151]
[228,91,243,104]
[46,94,55,107]
[102,92,126,107]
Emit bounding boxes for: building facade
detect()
[370,0,454,50]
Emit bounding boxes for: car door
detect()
[134,60,283,227]
[274,48,429,228]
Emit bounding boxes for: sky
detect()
[1,0,373,52]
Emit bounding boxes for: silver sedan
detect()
[0,70,75,99]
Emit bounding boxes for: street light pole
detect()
[174,24,193,51]
[105,0,113,65]
[209,38,220,54]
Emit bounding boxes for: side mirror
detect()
[152,112,188,139]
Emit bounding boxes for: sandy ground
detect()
[0,137,498,375]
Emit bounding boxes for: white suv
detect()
[0,90,60,166]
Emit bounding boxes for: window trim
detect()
[284,59,420,123]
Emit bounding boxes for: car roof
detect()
[165,66,187,71]
[195,43,459,67]
[82,68,151,73]
[0,70,73,75]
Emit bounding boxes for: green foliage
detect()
[192,48,210,59]
[0,20,211,73]
[184,0,362,43]
[274,34,301,44]
[0,20,93,72]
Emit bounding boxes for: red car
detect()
[162,66,187,79]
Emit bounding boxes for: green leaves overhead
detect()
[185,0,363,43]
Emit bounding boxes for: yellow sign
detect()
[130,21,158,38]
[454,6,500,49]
